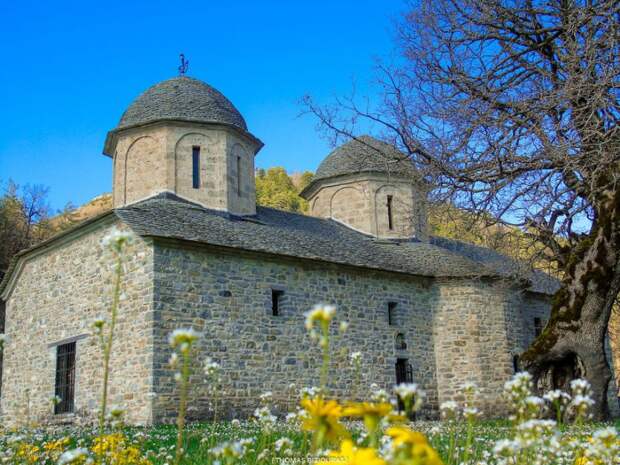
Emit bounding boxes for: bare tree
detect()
[305,0,620,418]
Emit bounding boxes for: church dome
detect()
[115,76,247,131]
[313,135,419,183]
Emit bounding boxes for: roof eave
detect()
[0,210,118,300]
[102,119,264,158]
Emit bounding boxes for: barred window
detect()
[54,342,76,414]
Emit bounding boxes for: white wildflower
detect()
[168,328,201,350]
[570,378,591,396]
[493,439,521,456]
[543,389,570,404]
[58,448,90,465]
[253,406,277,429]
[394,383,425,412]
[204,357,220,377]
[275,437,293,453]
[440,400,460,420]
[101,227,134,251]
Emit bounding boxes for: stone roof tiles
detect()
[0,193,559,298]
[116,76,247,131]
[309,136,421,186]
[115,193,490,279]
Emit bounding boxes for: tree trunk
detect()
[520,192,620,420]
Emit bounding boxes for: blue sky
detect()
[0,0,405,210]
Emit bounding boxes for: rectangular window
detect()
[54,342,76,414]
[236,155,242,196]
[271,289,284,316]
[387,195,394,230]
[192,146,200,189]
[388,302,397,326]
[534,317,543,337]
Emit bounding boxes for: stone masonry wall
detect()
[433,279,521,414]
[520,292,551,350]
[307,174,428,240]
[113,123,258,215]
[150,241,441,422]
[0,221,155,426]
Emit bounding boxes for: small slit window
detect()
[388,302,397,326]
[54,342,76,414]
[236,155,242,196]
[271,289,284,316]
[192,146,200,189]
[387,195,394,230]
[534,317,543,337]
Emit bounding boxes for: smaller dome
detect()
[313,135,419,182]
[116,76,247,131]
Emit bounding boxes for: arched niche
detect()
[174,132,212,193]
[329,186,368,231]
[374,184,414,237]
[123,135,163,204]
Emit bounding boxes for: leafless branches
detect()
[305,0,620,270]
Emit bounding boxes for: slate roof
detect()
[0,193,558,297]
[430,236,560,295]
[306,136,420,189]
[114,193,491,279]
[115,76,247,131]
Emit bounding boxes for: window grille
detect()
[54,342,76,414]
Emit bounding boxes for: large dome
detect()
[115,76,247,131]
[313,135,419,182]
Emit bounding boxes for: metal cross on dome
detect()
[178,54,189,75]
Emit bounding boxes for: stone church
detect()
[0,75,616,425]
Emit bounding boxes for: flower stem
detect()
[175,350,191,465]
[99,252,123,437]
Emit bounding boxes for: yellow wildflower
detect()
[386,426,444,465]
[301,397,348,445]
[44,437,72,460]
[317,439,387,465]
[304,304,336,331]
[344,402,393,435]
[344,401,393,418]
[386,426,429,447]
[15,442,41,464]
[91,433,151,465]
